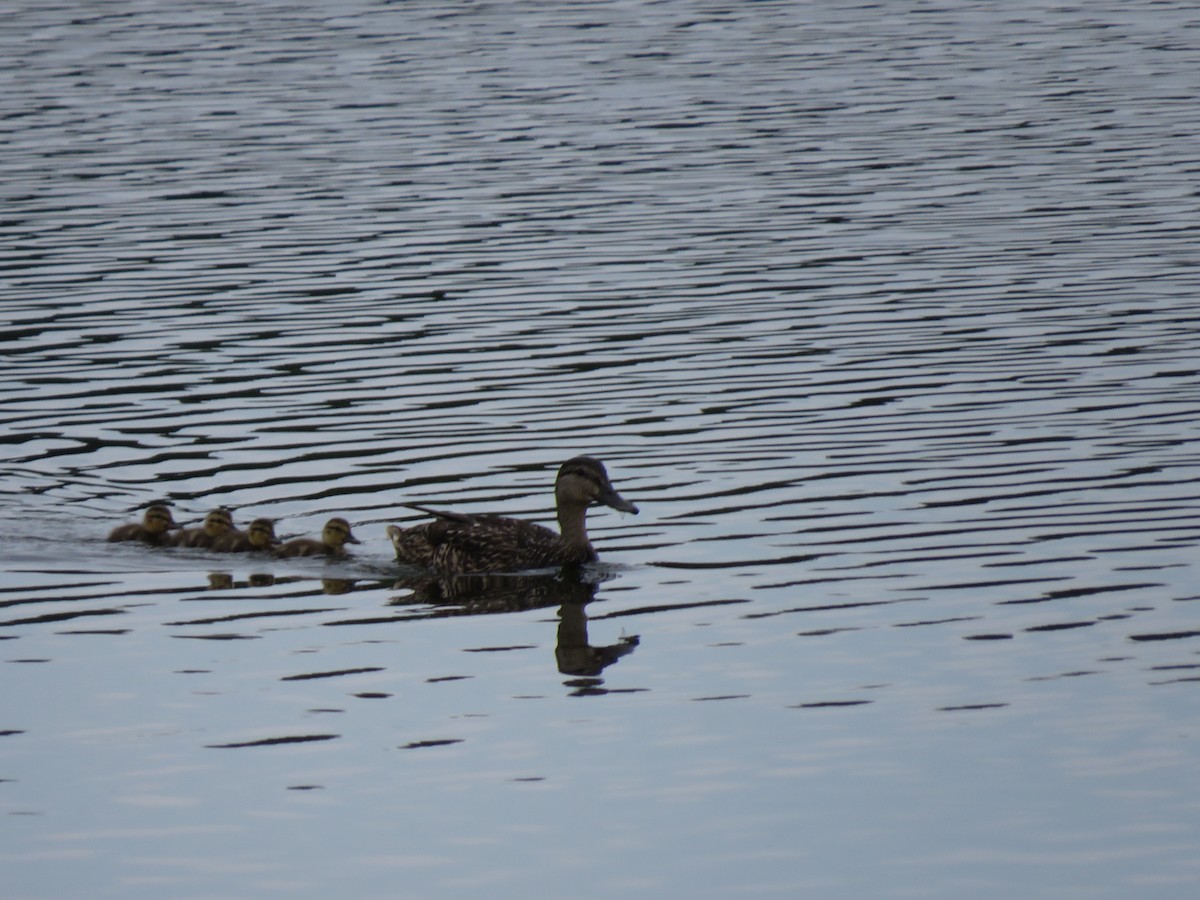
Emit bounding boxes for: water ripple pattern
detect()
[2,2,1200,898]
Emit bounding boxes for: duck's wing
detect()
[275,538,329,558]
[427,516,566,574]
[404,503,477,525]
[107,523,141,542]
[393,506,521,567]
[212,531,252,552]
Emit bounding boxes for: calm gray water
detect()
[3,1,1200,897]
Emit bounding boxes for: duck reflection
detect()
[391,571,595,611]
[556,599,639,682]
[389,571,640,686]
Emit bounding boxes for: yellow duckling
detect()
[212,517,279,553]
[274,517,360,558]
[170,508,236,549]
[107,505,179,545]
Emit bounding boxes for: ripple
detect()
[3,0,1200,896]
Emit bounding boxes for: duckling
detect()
[107,504,179,545]
[170,508,235,549]
[212,517,278,553]
[274,517,360,558]
[387,456,638,575]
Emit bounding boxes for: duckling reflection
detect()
[206,572,278,590]
[207,572,234,590]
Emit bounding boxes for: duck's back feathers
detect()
[172,529,218,549]
[107,523,140,543]
[212,532,255,552]
[107,522,173,545]
[213,518,277,552]
[274,517,359,559]
[107,505,178,545]
[274,537,331,558]
[390,515,593,575]
[169,508,235,549]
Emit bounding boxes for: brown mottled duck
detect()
[170,508,235,549]
[107,505,179,545]
[212,517,279,552]
[387,456,638,575]
[274,517,360,558]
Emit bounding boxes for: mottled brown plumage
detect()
[107,505,179,545]
[170,508,235,549]
[212,517,278,552]
[274,517,360,558]
[388,456,638,575]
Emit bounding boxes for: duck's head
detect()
[201,508,235,538]
[246,518,278,549]
[555,456,639,514]
[143,505,179,535]
[323,517,360,549]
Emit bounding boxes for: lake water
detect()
[3,1,1200,897]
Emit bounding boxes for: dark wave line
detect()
[997,583,1161,605]
[0,607,126,627]
[280,667,385,681]
[1129,630,1200,642]
[165,608,345,626]
[790,700,872,709]
[652,554,818,569]
[743,599,902,619]
[207,734,339,749]
[592,598,751,620]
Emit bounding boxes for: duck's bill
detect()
[600,487,639,515]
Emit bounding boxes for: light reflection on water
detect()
[4,0,1200,897]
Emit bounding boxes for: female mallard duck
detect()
[387,456,638,575]
[212,517,279,552]
[274,517,360,558]
[107,504,179,545]
[170,508,235,549]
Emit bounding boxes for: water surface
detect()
[3,1,1200,897]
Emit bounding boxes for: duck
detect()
[212,517,279,552]
[274,517,360,558]
[387,456,638,575]
[107,504,179,545]
[170,508,235,549]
